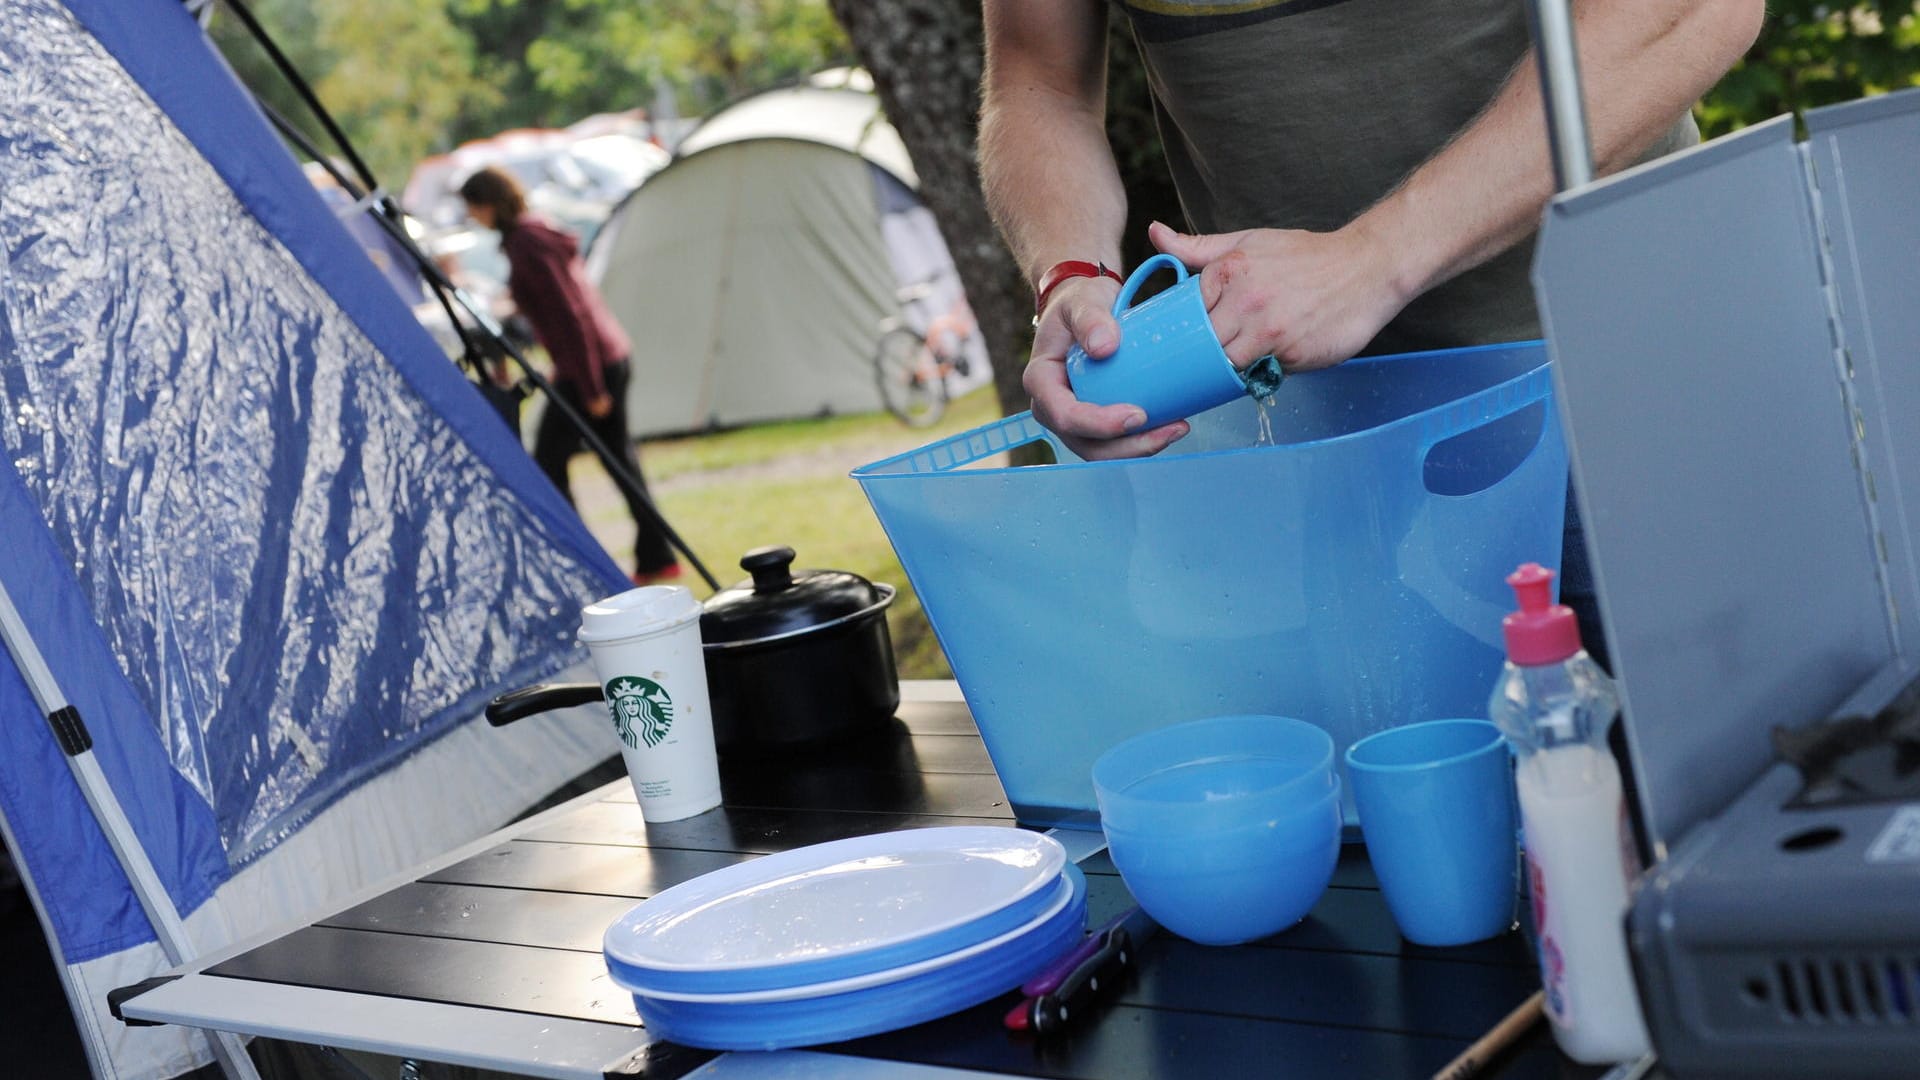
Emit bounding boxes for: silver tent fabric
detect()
[584,78,991,437]
[591,139,897,434]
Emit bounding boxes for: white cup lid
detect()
[578,585,703,644]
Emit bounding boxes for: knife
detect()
[1004,906,1157,1034]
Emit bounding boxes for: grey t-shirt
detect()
[1119,0,1698,354]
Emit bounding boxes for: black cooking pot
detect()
[701,546,899,753]
[485,546,899,755]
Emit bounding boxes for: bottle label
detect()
[1528,851,1570,1026]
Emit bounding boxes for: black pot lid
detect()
[701,546,889,645]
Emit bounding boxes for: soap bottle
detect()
[1489,563,1650,1064]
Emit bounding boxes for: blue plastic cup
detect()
[1344,719,1517,947]
[1065,254,1282,430]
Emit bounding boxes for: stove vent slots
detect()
[1743,956,1920,1025]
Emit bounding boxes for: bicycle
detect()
[873,281,976,428]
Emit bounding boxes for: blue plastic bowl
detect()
[1104,778,1341,945]
[1091,715,1335,836]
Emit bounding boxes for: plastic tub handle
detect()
[1112,254,1189,315]
[1415,360,1552,453]
[852,412,1066,476]
[1417,363,1555,498]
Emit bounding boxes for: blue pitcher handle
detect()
[1111,254,1189,316]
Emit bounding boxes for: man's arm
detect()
[979,0,1120,284]
[980,0,1191,458]
[1152,0,1768,374]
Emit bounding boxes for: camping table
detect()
[116,682,1628,1080]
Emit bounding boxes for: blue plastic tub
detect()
[853,342,1565,828]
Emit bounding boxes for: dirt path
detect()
[566,423,1006,566]
[648,434,927,494]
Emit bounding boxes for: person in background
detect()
[459,166,679,585]
[978,0,1765,662]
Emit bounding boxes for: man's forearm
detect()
[979,61,1129,285]
[1360,0,1765,305]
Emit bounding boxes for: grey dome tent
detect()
[585,71,989,436]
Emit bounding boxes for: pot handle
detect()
[742,545,797,592]
[486,682,604,727]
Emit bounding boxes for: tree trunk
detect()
[825,0,1033,422]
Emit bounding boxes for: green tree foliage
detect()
[210,0,850,186]
[209,0,499,183]
[210,1,1915,210]
[207,1,333,160]
[315,0,501,180]
[1698,2,1920,136]
[448,0,848,135]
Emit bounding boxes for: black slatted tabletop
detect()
[196,699,1595,1080]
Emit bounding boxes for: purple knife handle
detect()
[1030,927,1135,1037]
[1020,930,1105,997]
[1020,906,1137,997]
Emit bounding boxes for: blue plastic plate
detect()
[629,863,1088,1050]
[629,871,1078,1003]
[603,827,1068,994]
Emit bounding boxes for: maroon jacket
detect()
[501,216,631,399]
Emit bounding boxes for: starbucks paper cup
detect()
[578,586,722,822]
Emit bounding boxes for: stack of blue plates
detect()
[603,827,1087,1050]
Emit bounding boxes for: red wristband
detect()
[1033,260,1122,316]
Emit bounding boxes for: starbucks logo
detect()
[605,676,674,749]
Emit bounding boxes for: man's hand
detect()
[586,393,614,419]
[1148,220,1409,375]
[1024,275,1192,460]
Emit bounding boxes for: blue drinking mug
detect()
[1064,253,1282,430]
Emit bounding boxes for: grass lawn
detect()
[566,387,1005,678]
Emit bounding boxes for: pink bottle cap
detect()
[1502,563,1582,666]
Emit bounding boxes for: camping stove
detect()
[1629,672,1920,1079]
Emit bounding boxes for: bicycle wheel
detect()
[873,327,948,428]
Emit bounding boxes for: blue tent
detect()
[0,1,629,1075]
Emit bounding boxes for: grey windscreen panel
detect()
[1532,116,1894,852]
[1806,89,1920,662]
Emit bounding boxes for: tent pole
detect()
[250,102,723,592]
[213,0,722,590]
[0,583,262,1080]
[215,0,381,195]
[1523,0,1596,192]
